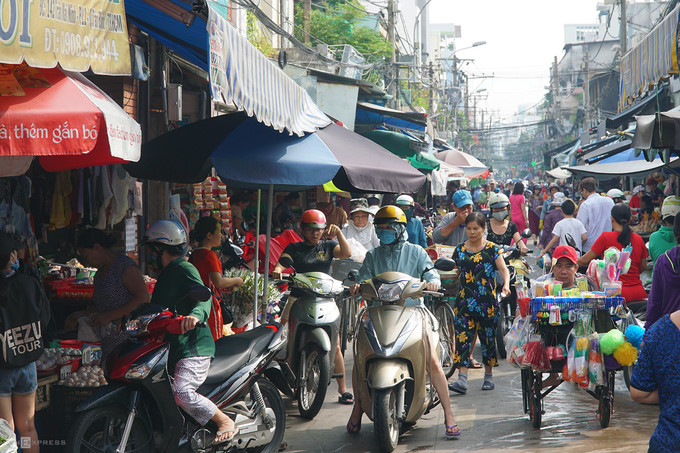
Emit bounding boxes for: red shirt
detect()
[629,195,641,209]
[189,248,224,340]
[590,231,648,301]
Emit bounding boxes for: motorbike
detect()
[351,258,456,452]
[66,285,287,453]
[273,256,343,419]
[496,229,533,359]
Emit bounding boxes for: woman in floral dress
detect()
[448,212,510,394]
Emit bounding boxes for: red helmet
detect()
[300,209,327,229]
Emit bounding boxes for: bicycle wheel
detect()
[434,302,456,379]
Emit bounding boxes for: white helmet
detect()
[488,192,510,209]
[606,188,624,200]
[395,194,414,206]
[661,196,680,219]
[142,220,186,246]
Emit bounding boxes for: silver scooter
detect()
[275,256,343,419]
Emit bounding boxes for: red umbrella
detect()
[0,64,141,174]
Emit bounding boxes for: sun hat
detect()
[550,192,566,206]
[632,185,645,195]
[349,198,372,216]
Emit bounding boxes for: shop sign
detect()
[0,0,131,75]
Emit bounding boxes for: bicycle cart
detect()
[518,296,626,429]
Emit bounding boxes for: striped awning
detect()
[206,2,330,136]
[620,4,680,110]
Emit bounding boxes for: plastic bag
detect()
[77,316,101,343]
[572,335,590,386]
[0,418,17,453]
[522,339,551,372]
[346,238,368,263]
[563,336,576,382]
[504,315,528,361]
[587,333,604,386]
[509,319,534,367]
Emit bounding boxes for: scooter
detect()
[352,258,456,452]
[274,256,343,419]
[66,285,287,453]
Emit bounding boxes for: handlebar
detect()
[423,290,444,297]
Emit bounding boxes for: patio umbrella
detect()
[125,113,426,194]
[360,129,419,157]
[433,149,488,178]
[0,64,141,173]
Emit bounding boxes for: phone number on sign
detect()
[44,28,120,61]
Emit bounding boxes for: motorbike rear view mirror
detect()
[188,285,212,302]
[433,258,456,272]
[564,233,577,249]
[521,229,532,239]
[278,255,295,270]
[347,269,359,281]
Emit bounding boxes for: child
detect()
[537,199,587,259]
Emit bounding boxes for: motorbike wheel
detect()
[373,388,400,453]
[434,302,456,379]
[297,346,330,419]
[249,379,286,453]
[66,405,152,453]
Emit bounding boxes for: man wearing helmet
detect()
[396,194,427,248]
[649,196,680,266]
[272,209,354,404]
[142,220,238,444]
[346,206,460,438]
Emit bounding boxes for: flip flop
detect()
[346,418,361,434]
[445,424,461,439]
[448,382,467,394]
[215,427,239,444]
[338,392,354,405]
[481,381,495,391]
[470,358,483,369]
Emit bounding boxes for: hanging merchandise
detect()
[188,177,231,234]
[587,333,605,386]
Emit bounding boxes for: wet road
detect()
[281,250,659,452]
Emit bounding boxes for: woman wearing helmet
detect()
[272,209,353,404]
[142,220,238,444]
[346,206,461,438]
[396,194,427,248]
[487,193,529,254]
[649,195,680,266]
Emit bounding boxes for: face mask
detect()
[403,207,413,219]
[147,249,163,274]
[377,228,397,245]
[10,261,19,271]
[492,210,508,221]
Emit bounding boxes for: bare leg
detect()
[212,409,237,443]
[12,392,39,453]
[430,345,459,433]
[334,338,348,395]
[346,365,363,431]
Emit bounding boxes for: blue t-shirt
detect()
[630,314,680,452]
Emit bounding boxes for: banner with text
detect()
[0,0,131,75]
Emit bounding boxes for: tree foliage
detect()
[294,1,393,62]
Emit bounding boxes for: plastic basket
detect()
[50,385,97,426]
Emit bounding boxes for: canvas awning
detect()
[620,4,680,109]
[355,102,427,132]
[125,0,330,136]
[605,86,664,129]
[632,110,680,151]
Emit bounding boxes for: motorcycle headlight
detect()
[125,348,165,380]
[376,280,409,302]
[125,313,158,336]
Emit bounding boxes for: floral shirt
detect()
[453,241,501,316]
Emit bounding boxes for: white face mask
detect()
[491,210,508,221]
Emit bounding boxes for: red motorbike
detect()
[66,286,287,453]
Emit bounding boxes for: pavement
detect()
[279,248,659,452]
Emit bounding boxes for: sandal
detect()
[445,424,461,439]
[448,382,467,395]
[214,427,239,444]
[481,381,495,391]
[470,358,483,369]
[346,418,361,434]
[338,392,354,405]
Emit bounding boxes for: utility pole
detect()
[452,56,459,140]
[553,56,560,111]
[387,0,398,108]
[303,0,311,45]
[428,61,434,115]
[584,49,590,131]
[620,0,627,54]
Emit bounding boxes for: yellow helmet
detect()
[374,205,407,225]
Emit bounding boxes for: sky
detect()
[429,0,604,124]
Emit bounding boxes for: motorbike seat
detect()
[203,325,276,385]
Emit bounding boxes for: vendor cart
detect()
[519,296,625,429]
